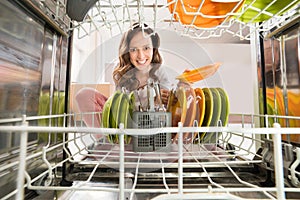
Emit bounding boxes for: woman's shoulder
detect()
[154,65,167,76]
[154,66,172,89]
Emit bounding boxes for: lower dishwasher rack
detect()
[1,113,300,200]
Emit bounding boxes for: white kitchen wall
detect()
[71,29,105,84]
[71,28,256,114]
[199,43,256,114]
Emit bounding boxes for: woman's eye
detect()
[144,46,151,51]
[129,48,137,52]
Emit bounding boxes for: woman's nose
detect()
[137,49,145,58]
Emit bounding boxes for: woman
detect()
[113,23,171,110]
[75,23,171,128]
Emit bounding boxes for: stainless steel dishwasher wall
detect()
[258,27,300,144]
[0,1,70,198]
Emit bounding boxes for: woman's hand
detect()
[160,89,170,106]
[177,69,192,88]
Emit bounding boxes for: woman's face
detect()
[129,31,153,72]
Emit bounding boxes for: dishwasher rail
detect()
[0,113,300,199]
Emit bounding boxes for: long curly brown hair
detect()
[112,23,162,91]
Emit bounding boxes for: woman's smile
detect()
[136,59,147,65]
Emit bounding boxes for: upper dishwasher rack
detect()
[70,0,300,40]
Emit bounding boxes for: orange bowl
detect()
[168,0,244,28]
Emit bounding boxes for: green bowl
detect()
[236,0,299,23]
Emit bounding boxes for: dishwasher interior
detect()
[0,0,300,199]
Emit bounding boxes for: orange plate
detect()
[182,86,197,141]
[168,0,244,28]
[167,87,187,127]
[176,62,221,84]
[183,87,196,127]
[168,87,188,142]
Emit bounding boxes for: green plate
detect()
[217,88,230,127]
[200,88,213,142]
[101,95,113,128]
[118,94,129,128]
[193,88,206,142]
[119,92,135,144]
[126,91,136,144]
[202,88,222,143]
[127,91,135,125]
[108,91,123,143]
[236,0,298,23]
[110,91,123,129]
[102,94,114,143]
[209,88,222,127]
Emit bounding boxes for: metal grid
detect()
[70,0,300,40]
[0,113,300,199]
[132,112,172,152]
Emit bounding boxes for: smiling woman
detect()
[75,23,172,129]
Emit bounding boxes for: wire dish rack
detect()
[70,0,300,40]
[27,0,299,40]
[0,113,300,200]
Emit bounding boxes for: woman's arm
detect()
[155,66,172,105]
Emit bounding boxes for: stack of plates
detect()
[168,87,230,143]
[101,90,135,144]
[200,87,230,143]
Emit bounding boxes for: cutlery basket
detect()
[132,111,172,152]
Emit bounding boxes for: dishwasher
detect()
[0,0,300,199]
